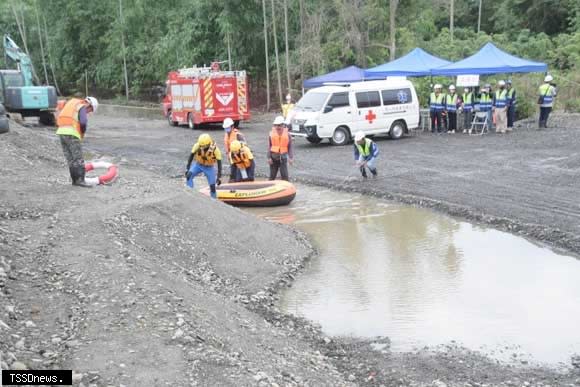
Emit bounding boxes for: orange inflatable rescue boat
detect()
[200,180,296,207]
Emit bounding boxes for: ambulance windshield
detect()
[295,92,329,112]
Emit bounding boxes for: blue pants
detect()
[507,105,516,128]
[186,163,217,198]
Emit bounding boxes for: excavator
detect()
[1,35,57,125]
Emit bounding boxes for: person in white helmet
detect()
[268,115,294,180]
[281,93,294,120]
[493,80,509,134]
[353,131,379,178]
[55,96,99,187]
[445,85,459,133]
[538,75,557,128]
[429,84,445,133]
[222,117,246,181]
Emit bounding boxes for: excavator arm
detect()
[3,35,34,87]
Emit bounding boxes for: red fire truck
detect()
[162,63,250,128]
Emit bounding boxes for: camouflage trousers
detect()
[59,135,85,183]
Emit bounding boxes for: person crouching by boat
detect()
[229,140,255,182]
[353,131,379,178]
[185,133,222,199]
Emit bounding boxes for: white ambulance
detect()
[290,80,419,145]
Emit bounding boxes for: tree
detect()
[262,0,270,110]
[271,0,283,108]
[390,0,399,60]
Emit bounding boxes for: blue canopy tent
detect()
[363,48,452,78]
[303,65,382,89]
[431,42,547,75]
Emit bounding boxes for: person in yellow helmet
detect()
[185,133,222,199]
[229,140,255,182]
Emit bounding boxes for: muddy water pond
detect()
[245,185,580,367]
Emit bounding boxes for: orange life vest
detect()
[269,128,289,154]
[194,143,218,166]
[224,128,240,153]
[231,148,252,169]
[56,98,89,139]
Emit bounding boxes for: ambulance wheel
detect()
[167,110,178,127]
[234,120,240,127]
[187,113,199,130]
[306,136,322,144]
[389,120,406,140]
[330,126,350,146]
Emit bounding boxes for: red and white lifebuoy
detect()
[84,161,118,186]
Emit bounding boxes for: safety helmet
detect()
[230,140,242,153]
[434,84,442,90]
[273,116,285,125]
[544,75,553,82]
[85,96,99,113]
[506,79,512,85]
[498,80,506,86]
[198,133,212,147]
[222,117,234,129]
[285,94,292,102]
[449,84,456,90]
[354,131,365,142]
[464,87,470,92]
[484,83,491,89]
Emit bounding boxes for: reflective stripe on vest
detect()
[446,94,458,112]
[494,90,508,108]
[430,93,445,111]
[462,93,473,111]
[194,143,218,166]
[231,147,252,168]
[356,138,372,157]
[479,94,492,111]
[539,84,554,105]
[56,98,86,139]
[270,128,289,154]
[507,88,516,105]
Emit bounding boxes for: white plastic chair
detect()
[470,111,489,135]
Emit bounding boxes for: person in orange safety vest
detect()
[267,116,293,181]
[55,96,99,187]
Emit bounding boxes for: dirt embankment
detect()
[0,122,352,386]
[1,114,580,387]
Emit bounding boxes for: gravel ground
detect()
[1,108,579,386]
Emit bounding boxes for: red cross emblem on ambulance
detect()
[365,110,377,124]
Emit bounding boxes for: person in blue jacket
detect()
[353,131,379,178]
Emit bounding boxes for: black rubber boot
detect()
[72,166,92,188]
[370,168,377,178]
[68,166,77,185]
[360,166,367,179]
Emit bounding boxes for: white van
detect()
[290,80,419,145]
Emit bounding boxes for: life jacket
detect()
[446,94,458,112]
[230,145,253,169]
[224,128,241,153]
[56,98,88,139]
[429,93,445,111]
[494,89,508,108]
[194,143,218,166]
[270,128,289,154]
[462,93,473,111]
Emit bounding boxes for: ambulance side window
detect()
[327,92,349,109]
[356,91,380,108]
[381,88,413,105]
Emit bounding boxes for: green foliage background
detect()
[1,0,578,113]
